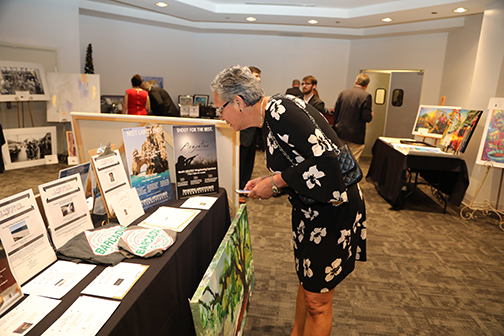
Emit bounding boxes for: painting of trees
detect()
[190,204,254,336]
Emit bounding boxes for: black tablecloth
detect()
[0,124,5,173]
[366,138,469,207]
[25,188,231,336]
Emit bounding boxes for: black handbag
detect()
[265,101,363,205]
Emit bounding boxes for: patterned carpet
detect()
[1,154,503,335]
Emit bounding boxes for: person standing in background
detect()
[124,74,150,115]
[238,66,262,202]
[332,73,373,162]
[302,75,325,113]
[140,81,179,117]
[285,79,303,98]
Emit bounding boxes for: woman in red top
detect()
[124,74,150,115]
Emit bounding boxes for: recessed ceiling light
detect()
[453,7,468,13]
[155,2,168,7]
[246,17,257,22]
[308,19,318,24]
[381,17,393,22]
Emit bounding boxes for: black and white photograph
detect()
[0,61,50,102]
[1,126,57,170]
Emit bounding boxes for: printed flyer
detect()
[122,125,173,210]
[172,125,219,199]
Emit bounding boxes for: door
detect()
[384,72,424,138]
[363,72,390,156]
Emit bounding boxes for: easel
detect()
[460,163,504,231]
[14,95,35,128]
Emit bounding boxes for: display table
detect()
[366,137,469,211]
[25,188,231,336]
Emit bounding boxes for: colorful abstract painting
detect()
[440,109,483,153]
[476,110,504,168]
[190,204,254,336]
[412,105,460,138]
[46,73,100,122]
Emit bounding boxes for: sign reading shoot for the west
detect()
[172,125,219,199]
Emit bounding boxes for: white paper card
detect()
[42,296,120,336]
[22,261,96,299]
[180,196,218,210]
[0,295,60,335]
[139,206,200,232]
[107,188,144,227]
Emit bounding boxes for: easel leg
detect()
[27,101,34,127]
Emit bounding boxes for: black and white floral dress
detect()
[263,94,367,293]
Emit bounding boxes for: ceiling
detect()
[80,0,495,39]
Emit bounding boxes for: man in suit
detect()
[333,73,373,162]
[285,79,303,97]
[302,75,325,113]
[140,81,179,117]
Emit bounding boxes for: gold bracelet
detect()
[270,175,280,195]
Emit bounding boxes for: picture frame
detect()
[476,109,504,168]
[411,105,461,138]
[1,126,57,170]
[0,61,50,102]
[179,95,193,106]
[193,94,209,107]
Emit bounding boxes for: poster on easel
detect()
[172,125,219,199]
[38,174,94,250]
[0,189,57,285]
[122,125,173,210]
[476,108,504,168]
[412,105,461,138]
[440,109,483,153]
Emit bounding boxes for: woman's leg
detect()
[291,283,335,336]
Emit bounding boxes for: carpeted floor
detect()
[1,153,503,335]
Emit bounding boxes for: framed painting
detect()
[142,76,163,89]
[0,61,50,102]
[194,94,209,107]
[476,109,504,168]
[440,109,483,153]
[412,105,460,138]
[1,126,57,170]
[179,95,193,106]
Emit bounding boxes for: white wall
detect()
[0,0,80,73]
[347,33,449,106]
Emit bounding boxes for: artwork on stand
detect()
[122,125,173,210]
[66,131,77,157]
[476,109,504,168]
[440,109,483,153]
[190,204,254,336]
[0,61,50,102]
[141,76,163,89]
[46,73,100,122]
[194,95,209,107]
[1,126,57,170]
[172,125,219,199]
[179,95,193,106]
[412,105,461,138]
[101,95,124,114]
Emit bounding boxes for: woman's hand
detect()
[244,176,267,191]
[247,174,287,200]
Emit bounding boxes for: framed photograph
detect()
[193,94,209,107]
[101,95,124,113]
[1,126,57,170]
[179,95,193,106]
[0,61,50,102]
[411,105,461,138]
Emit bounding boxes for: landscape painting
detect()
[412,105,461,138]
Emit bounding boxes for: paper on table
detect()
[139,206,200,232]
[0,295,60,335]
[41,296,120,336]
[180,196,218,210]
[22,260,96,299]
[107,187,144,227]
[81,262,148,300]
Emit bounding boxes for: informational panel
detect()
[46,73,100,122]
[190,204,254,336]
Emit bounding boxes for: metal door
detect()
[363,72,390,156]
[384,72,424,138]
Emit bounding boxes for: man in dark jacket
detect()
[301,75,325,113]
[141,81,179,117]
[333,73,373,161]
[285,79,303,98]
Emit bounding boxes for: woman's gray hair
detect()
[210,65,264,106]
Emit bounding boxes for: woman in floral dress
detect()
[211,65,367,336]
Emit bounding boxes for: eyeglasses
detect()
[216,101,230,115]
[301,82,313,86]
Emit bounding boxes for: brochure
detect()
[139,206,200,232]
[122,125,173,210]
[172,125,219,199]
[180,196,218,210]
[0,245,23,316]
